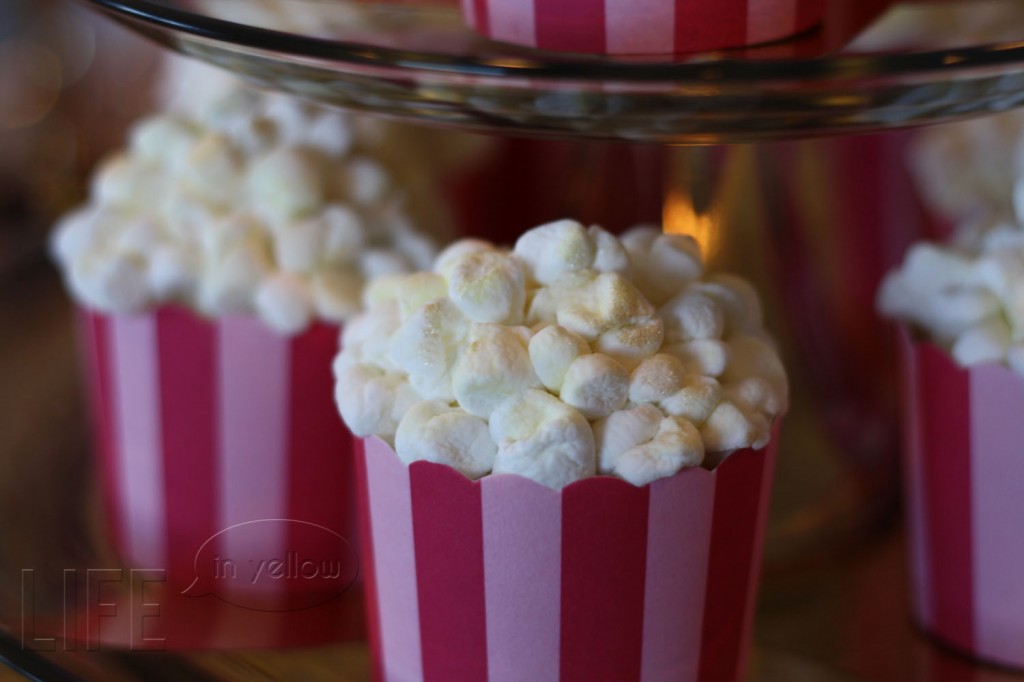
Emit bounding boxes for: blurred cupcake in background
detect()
[880,108,1024,670]
[50,87,448,649]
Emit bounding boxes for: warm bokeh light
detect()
[0,39,62,130]
[662,185,721,262]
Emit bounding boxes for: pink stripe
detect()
[474,0,490,35]
[488,0,536,47]
[355,440,384,680]
[285,322,356,628]
[675,0,746,54]
[155,308,219,647]
[462,0,475,28]
[410,462,488,682]
[482,475,561,682]
[155,308,220,589]
[217,315,290,621]
[917,343,974,652]
[698,447,768,682]
[605,0,674,55]
[365,437,423,682]
[535,0,605,53]
[971,365,1024,667]
[639,469,714,681]
[737,438,778,679]
[110,314,166,569]
[746,0,798,45]
[899,331,932,627]
[560,478,648,682]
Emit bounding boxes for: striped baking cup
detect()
[355,433,778,682]
[461,0,824,55]
[77,307,364,649]
[900,329,1024,670]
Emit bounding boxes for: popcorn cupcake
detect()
[880,224,1024,670]
[335,219,787,681]
[53,88,445,649]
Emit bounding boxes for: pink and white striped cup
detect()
[900,329,1024,670]
[461,0,824,55]
[77,306,364,649]
[355,434,778,682]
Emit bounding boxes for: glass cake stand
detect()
[80,0,1024,143]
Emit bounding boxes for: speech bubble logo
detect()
[181,519,358,612]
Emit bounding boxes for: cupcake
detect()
[52,88,444,649]
[335,219,787,681]
[880,224,1024,669]
[461,0,823,55]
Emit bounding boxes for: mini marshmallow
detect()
[197,239,271,316]
[514,219,594,285]
[51,207,107,263]
[612,416,704,487]
[723,376,784,419]
[320,205,367,264]
[364,271,448,318]
[529,325,590,392]
[254,273,315,334]
[560,353,630,420]
[951,318,1012,366]
[306,113,354,157]
[660,289,726,342]
[446,250,527,323]
[274,218,324,273]
[557,272,655,340]
[180,133,242,206]
[344,158,389,205]
[148,245,200,300]
[70,255,150,313]
[660,375,722,424]
[621,226,703,304]
[335,362,423,441]
[699,274,764,335]
[490,389,596,490]
[313,270,363,322]
[664,339,730,377]
[452,324,541,418]
[596,319,665,370]
[926,288,1002,340]
[593,405,662,473]
[588,225,630,274]
[700,401,759,453]
[129,115,198,169]
[435,239,495,278]
[248,147,325,223]
[395,400,497,479]
[629,354,687,405]
[389,298,468,401]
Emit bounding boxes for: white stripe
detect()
[365,438,424,682]
[489,0,536,47]
[606,0,674,55]
[217,315,290,613]
[971,365,1024,667]
[111,313,166,569]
